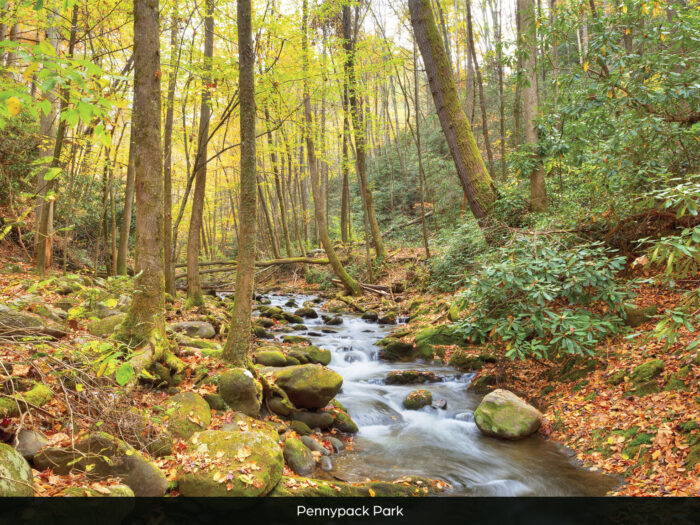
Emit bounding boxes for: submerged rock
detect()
[385,370,440,385]
[474,389,542,440]
[403,389,433,410]
[273,364,343,409]
[178,430,283,497]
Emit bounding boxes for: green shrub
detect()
[305,268,333,289]
[454,236,629,359]
[429,219,487,292]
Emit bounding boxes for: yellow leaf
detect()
[7,96,21,116]
[369,488,376,497]
[583,62,589,72]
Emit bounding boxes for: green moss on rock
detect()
[178,430,283,497]
[474,389,542,440]
[164,392,211,439]
[403,390,432,410]
[218,368,263,417]
[0,443,33,496]
[273,364,342,409]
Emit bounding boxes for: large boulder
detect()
[0,304,67,339]
[272,364,343,409]
[377,337,420,361]
[254,347,287,367]
[283,437,314,476]
[294,307,318,319]
[288,345,331,366]
[169,321,216,339]
[0,443,34,496]
[474,389,542,440]
[87,313,126,337]
[164,392,212,439]
[33,432,167,496]
[218,368,263,417]
[177,430,283,497]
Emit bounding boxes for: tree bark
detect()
[408,0,497,222]
[116,0,167,355]
[345,5,385,260]
[163,11,179,295]
[223,0,257,366]
[116,129,135,275]
[186,0,214,307]
[518,0,547,211]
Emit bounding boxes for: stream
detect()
[261,293,618,496]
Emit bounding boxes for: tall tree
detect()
[408,0,497,222]
[346,5,386,260]
[305,1,361,295]
[163,11,180,295]
[223,0,256,365]
[518,0,547,211]
[116,0,168,365]
[186,0,215,307]
[116,130,135,275]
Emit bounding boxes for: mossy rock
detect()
[268,394,295,417]
[269,475,442,497]
[33,432,167,496]
[0,443,33,496]
[685,443,700,469]
[378,311,398,324]
[273,364,342,409]
[221,413,280,443]
[361,311,378,322]
[627,380,661,397]
[403,390,432,410]
[0,381,53,417]
[282,313,304,324]
[282,335,310,344]
[283,437,314,476]
[204,393,229,411]
[295,307,318,319]
[606,369,626,386]
[87,313,126,337]
[664,367,692,391]
[289,345,331,366]
[146,433,174,458]
[415,324,463,347]
[255,317,275,328]
[292,411,334,429]
[177,430,283,497]
[164,392,212,439]
[331,411,358,433]
[385,370,439,385]
[217,368,263,417]
[176,335,221,350]
[253,325,273,339]
[631,359,665,384]
[467,374,496,394]
[254,349,287,367]
[447,303,460,322]
[474,389,542,440]
[59,484,134,497]
[290,420,312,436]
[377,337,423,361]
[623,304,658,328]
[448,351,485,371]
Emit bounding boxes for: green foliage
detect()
[304,267,333,289]
[429,218,487,292]
[454,236,629,359]
[636,175,700,350]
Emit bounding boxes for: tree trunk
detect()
[36,5,79,276]
[116,129,136,275]
[163,11,179,295]
[265,109,293,257]
[223,0,256,366]
[186,0,214,307]
[306,1,361,295]
[116,0,167,357]
[518,0,547,212]
[414,42,431,259]
[408,0,497,222]
[466,0,495,176]
[346,5,385,260]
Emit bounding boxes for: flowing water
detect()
[262,293,618,496]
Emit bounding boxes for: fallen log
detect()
[335,294,366,313]
[331,279,390,297]
[174,257,332,269]
[382,211,434,236]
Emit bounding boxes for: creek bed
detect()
[263,293,617,496]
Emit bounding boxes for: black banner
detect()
[1,497,699,525]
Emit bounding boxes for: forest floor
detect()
[0,245,698,496]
